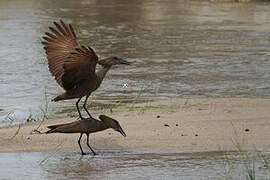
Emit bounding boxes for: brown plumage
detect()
[46,114,126,155]
[42,20,130,119]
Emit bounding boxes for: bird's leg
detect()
[78,133,85,155]
[76,97,84,119]
[83,95,92,118]
[86,133,97,156]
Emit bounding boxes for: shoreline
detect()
[1,98,270,154]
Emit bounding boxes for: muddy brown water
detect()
[1,0,270,124]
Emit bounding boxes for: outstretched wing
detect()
[42,20,98,91]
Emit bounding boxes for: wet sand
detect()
[0,98,270,154]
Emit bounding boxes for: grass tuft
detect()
[31,88,49,134]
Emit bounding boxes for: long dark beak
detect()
[119,59,131,65]
[117,126,127,137]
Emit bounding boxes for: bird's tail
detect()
[46,129,54,134]
[46,122,74,134]
[52,94,65,102]
[46,124,62,134]
[46,125,57,134]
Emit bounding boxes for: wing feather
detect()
[42,20,98,90]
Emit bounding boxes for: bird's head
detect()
[99,115,126,137]
[98,56,130,67]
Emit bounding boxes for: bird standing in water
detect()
[46,114,126,155]
[42,20,130,119]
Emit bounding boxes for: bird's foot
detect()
[93,152,97,156]
[81,152,86,156]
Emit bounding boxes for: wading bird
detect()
[46,115,126,155]
[42,20,130,119]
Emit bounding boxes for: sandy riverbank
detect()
[0,98,270,154]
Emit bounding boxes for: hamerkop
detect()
[46,115,126,155]
[42,20,130,119]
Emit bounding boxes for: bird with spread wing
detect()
[42,20,130,119]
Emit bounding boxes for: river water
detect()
[0,151,270,179]
[1,0,270,123]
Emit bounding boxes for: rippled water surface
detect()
[0,151,270,179]
[1,0,270,124]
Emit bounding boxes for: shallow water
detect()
[0,151,270,179]
[1,0,270,124]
